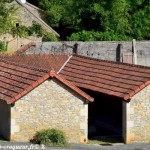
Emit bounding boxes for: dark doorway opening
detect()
[82,89,123,142]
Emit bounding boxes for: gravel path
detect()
[0,141,150,150]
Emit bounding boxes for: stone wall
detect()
[0,0,43,52]
[123,85,150,143]
[24,2,45,21]
[25,42,131,61]
[0,1,56,52]
[25,41,150,66]
[11,79,88,143]
[11,1,34,27]
[0,101,11,140]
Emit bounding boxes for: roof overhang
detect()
[7,70,94,104]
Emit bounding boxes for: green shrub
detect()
[43,33,58,41]
[0,41,7,51]
[34,128,69,147]
[28,23,43,37]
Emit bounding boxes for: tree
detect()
[0,0,18,35]
[129,0,150,40]
[13,0,150,40]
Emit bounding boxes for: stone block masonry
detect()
[123,85,150,143]
[10,79,88,143]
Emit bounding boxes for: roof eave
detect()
[49,70,94,102]
[123,80,150,102]
[7,70,94,105]
[7,73,50,104]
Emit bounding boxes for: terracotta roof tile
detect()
[1,54,150,102]
[0,58,48,103]
[60,55,150,101]
[0,57,93,104]
[0,54,70,72]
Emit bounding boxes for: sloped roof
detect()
[0,58,93,104]
[0,54,70,72]
[1,54,150,101]
[60,55,150,101]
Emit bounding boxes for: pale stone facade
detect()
[123,85,150,143]
[1,76,150,143]
[12,1,58,35]
[10,79,88,143]
[0,34,42,52]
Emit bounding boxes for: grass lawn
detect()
[0,139,2,144]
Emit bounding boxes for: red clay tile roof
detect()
[1,54,150,101]
[0,54,70,72]
[0,58,93,104]
[60,55,150,101]
[0,59,48,104]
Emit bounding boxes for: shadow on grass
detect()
[88,135,122,145]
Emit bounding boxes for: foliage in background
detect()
[42,33,58,41]
[130,0,150,40]
[11,23,58,41]
[0,41,7,52]
[0,1,58,42]
[34,128,69,147]
[68,30,132,41]
[0,0,18,35]
[0,0,13,3]
[10,23,43,37]
[1,0,149,41]
[28,0,150,41]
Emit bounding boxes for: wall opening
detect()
[0,101,11,141]
[82,89,123,143]
[16,23,20,27]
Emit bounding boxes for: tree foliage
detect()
[11,23,58,41]
[68,30,132,41]
[0,0,18,35]
[6,0,150,40]
[0,41,7,52]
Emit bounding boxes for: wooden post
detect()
[132,39,137,64]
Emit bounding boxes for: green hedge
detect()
[43,33,58,41]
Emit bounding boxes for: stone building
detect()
[0,54,150,143]
[0,0,59,52]
[0,57,93,143]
